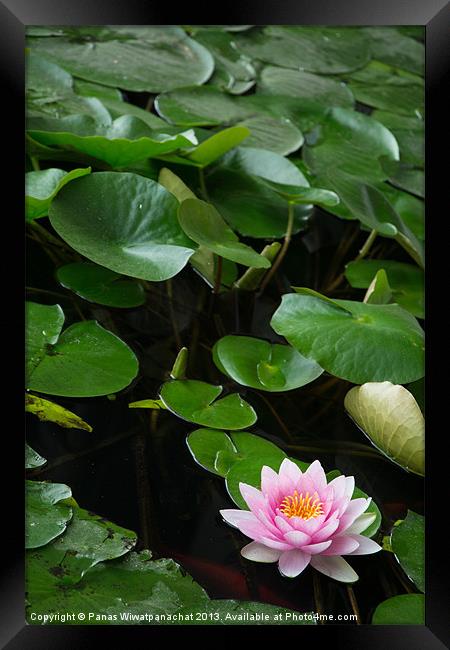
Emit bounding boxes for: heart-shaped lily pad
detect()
[178,199,271,268]
[26,302,139,397]
[49,172,195,282]
[28,114,197,168]
[344,382,424,476]
[212,335,323,391]
[56,262,146,308]
[270,291,424,384]
[159,380,257,430]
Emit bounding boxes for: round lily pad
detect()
[270,292,424,384]
[212,335,323,391]
[49,172,195,282]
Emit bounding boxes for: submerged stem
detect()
[258,202,294,294]
[198,167,209,202]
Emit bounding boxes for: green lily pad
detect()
[154,86,304,156]
[391,510,425,592]
[25,444,47,469]
[270,291,425,384]
[186,428,240,477]
[304,107,399,183]
[26,549,209,623]
[26,302,139,397]
[160,380,257,430]
[345,259,424,318]
[49,172,195,282]
[25,393,93,432]
[26,480,72,548]
[212,335,323,391]
[258,66,354,109]
[27,27,214,92]
[158,168,237,290]
[207,147,312,238]
[27,114,197,168]
[56,262,146,308]
[344,382,424,476]
[178,199,270,268]
[372,594,425,625]
[26,51,111,122]
[363,28,424,76]
[187,429,381,537]
[182,126,250,167]
[26,167,92,221]
[234,26,370,74]
[192,30,256,95]
[27,506,137,587]
[258,180,340,207]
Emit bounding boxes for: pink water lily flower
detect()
[220,459,381,582]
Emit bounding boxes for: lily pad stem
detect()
[258,202,294,294]
[354,228,377,262]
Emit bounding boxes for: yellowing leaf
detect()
[344,381,424,476]
[25,394,93,432]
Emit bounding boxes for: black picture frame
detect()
[4,1,447,647]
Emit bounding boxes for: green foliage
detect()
[212,335,323,391]
[26,302,139,397]
[26,25,425,623]
[391,511,425,591]
[372,594,425,625]
[271,291,424,384]
[160,379,257,430]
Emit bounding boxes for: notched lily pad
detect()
[26,301,139,397]
[212,335,323,391]
[271,291,424,384]
[391,510,424,592]
[160,379,257,430]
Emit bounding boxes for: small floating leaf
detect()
[391,510,425,592]
[26,480,73,549]
[160,379,257,430]
[372,594,425,625]
[213,335,323,392]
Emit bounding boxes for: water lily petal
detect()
[260,536,293,551]
[301,540,332,555]
[220,509,259,529]
[256,508,285,539]
[305,460,327,492]
[279,458,302,482]
[274,515,295,534]
[239,482,266,512]
[310,514,340,542]
[261,465,281,498]
[344,512,377,535]
[321,536,359,556]
[283,530,311,546]
[310,555,358,583]
[278,549,311,578]
[346,534,382,555]
[241,541,281,563]
[337,497,372,533]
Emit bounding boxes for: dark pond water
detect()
[26,210,424,624]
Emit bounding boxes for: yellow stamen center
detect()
[279,490,324,520]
